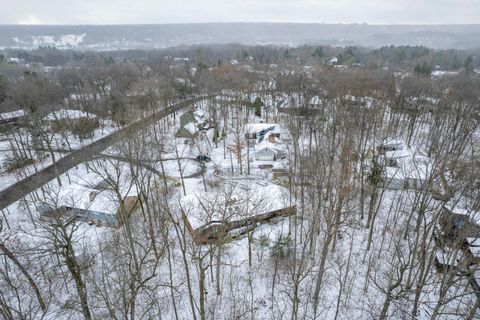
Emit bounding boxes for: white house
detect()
[254,132,286,161]
[379,138,433,190]
[255,146,278,161]
[328,56,338,65]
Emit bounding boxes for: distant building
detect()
[327,56,338,65]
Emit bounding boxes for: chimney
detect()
[267,134,276,143]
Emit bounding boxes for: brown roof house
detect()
[180,182,295,245]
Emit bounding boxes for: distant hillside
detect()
[1,23,480,50]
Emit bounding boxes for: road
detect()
[0,96,211,211]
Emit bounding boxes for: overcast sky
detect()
[1,0,479,25]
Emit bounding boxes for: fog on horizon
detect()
[1,0,480,25]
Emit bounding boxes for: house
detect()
[43,109,97,122]
[38,174,141,228]
[382,148,412,167]
[175,109,208,138]
[379,139,432,190]
[327,56,338,65]
[180,182,295,245]
[0,109,25,127]
[381,159,431,190]
[254,132,286,162]
[439,205,480,240]
[255,146,278,161]
[433,204,480,280]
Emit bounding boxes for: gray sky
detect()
[1,0,479,25]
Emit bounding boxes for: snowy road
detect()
[0,95,212,211]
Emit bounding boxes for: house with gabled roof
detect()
[175,108,208,138]
[254,131,286,162]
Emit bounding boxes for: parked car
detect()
[196,155,212,162]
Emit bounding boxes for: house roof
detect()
[246,123,280,135]
[184,122,197,135]
[384,155,432,181]
[444,202,480,226]
[383,138,404,148]
[44,109,96,121]
[435,247,466,267]
[385,148,412,160]
[0,110,25,120]
[48,172,138,216]
[383,142,431,181]
[254,132,286,155]
[180,182,291,230]
[467,238,480,258]
[193,109,206,122]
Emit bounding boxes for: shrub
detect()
[270,234,293,260]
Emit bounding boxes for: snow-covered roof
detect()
[444,202,480,225]
[431,71,460,78]
[383,138,404,148]
[435,247,466,267]
[254,132,286,154]
[0,110,25,119]
[246,123,280,135]
[255,145,277,154]
[180,182,291,230]
[385,148,412,160]
[193,109,206,121]
[309,95,323,105]
[44,109,97,121]
[184,122,197,135]
[467,238,480,258]
[384,155,432,181]
[53,173,138,215]
[328,57,338,64]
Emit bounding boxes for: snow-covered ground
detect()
[0,118,117,191]
[0,92,478,319]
